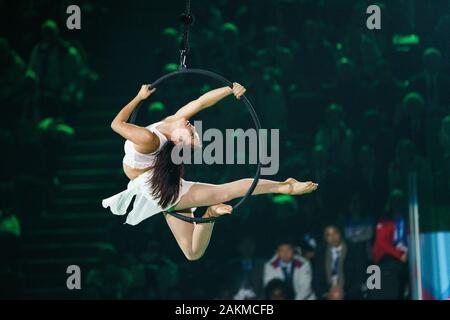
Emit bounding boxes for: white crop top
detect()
[122,122,168,169]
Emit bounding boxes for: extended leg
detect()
[174,178,317,211]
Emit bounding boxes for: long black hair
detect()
[148,141,184,208]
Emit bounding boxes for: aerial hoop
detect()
[129,68,262,223]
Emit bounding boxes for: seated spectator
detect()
[369,189,409,300]
[394,92,427,155]
[256,26,288,67]
[299,233,317,261]
[85,243,135,299]
[37,116,75,180]
[370,60,407,119]
[357,109,395,167]
[141,252,180,299]
[0,207,22,262]
[154,27,180,68]
[0,37,36,132]
[0,206,23,299]
[343,194,375,260]
[146,101,168,122]
[352,145,388,215]
[324,57,369,121]
[297,19,335,90]
[301,144,346,213]
[388,139,434,216]
[28,19,83,121]
[0,37,26,99]
[434,153,450,212]
[263,239,315,300]
[218,23,242,73]
[220,236,264,300]
[433,115,450,230]
[255,69,288,132]
[432,14,450,61]
[9,117,72,222]
[263,278,294,300]
[408,48,450,113]
[314,103,354,171]
[0,128,17,181]
[440,114,450,157]
[312,224,365,300]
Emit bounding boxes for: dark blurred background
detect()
[0,0,449,300]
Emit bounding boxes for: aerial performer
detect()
[102,0,318,260]
[102,84,318,260]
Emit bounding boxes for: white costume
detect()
[102,122,196,225]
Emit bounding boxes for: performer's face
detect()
[171,118,200,147]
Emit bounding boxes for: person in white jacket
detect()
[263,240,316,300]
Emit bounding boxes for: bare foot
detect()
[202,203,233,218]
[280,178,318,195]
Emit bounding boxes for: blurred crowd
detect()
[0,0,99,296]
[1,0,450,299]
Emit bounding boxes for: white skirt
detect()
[102,170,196,225]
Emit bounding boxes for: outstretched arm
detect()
[111,84,159,152]
[166,82,246,121]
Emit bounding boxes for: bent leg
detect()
[164,211,195,260]
[164,210,214,261]
[165,204,233,261]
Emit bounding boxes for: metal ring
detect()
[129,68,262,223]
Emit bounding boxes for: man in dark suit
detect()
[312,224,366,300]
